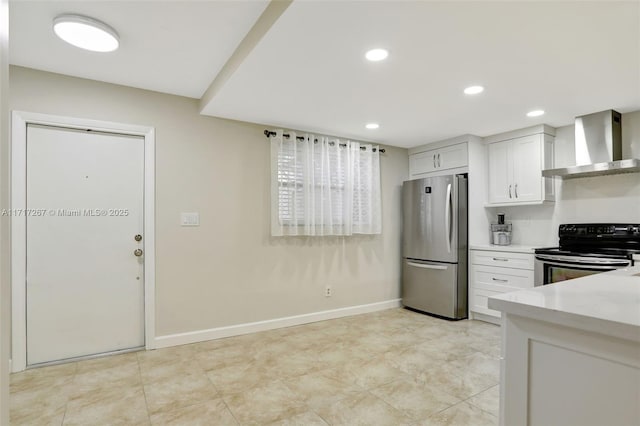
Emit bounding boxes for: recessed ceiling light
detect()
[365,123,380,130]
[463,85,484,95]
[526,110,545,117]
[53,14,119,52]
[365,49,388,62]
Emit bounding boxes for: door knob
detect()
[134,234,142,242]
[134,249,143,257]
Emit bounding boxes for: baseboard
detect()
[154,298,402,349]
[470,311,501,325]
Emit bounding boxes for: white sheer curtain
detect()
[270,129,381,236]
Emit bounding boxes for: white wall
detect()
[0,0,9,422]
[9,66,409,339]
[487,111,640,246]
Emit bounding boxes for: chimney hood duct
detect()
[542,109,640,179]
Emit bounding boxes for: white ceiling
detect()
[9,0,269,98]
[9,1,640,148]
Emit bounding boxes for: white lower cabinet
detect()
[470,249,534,323]
[498,313,640,426]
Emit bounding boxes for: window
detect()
[270,130,381,236]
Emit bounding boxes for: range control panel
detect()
[559,223,640,238]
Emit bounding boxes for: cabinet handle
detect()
[515,183,518,198]
[433,154,436,168]
[437,153,441,167]
[492,257,509,262]
[492,277,508,283]
[508,185,512,198]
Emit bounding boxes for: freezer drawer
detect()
[402,259,467,319]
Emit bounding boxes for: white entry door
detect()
[26,124,145,365]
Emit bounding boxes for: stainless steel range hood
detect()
[542,158,640,179]
[542,110,640,179]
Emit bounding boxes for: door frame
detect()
[10,111,156,372]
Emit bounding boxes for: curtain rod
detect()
[264,130,385,153]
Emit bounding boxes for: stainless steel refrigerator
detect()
[401,174,468,319]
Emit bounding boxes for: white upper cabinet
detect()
[409,142,468,177]
[409,150,438,175]
[487,140,511,204]
[511,136,545,202]
[486,129,554,206]
[436,143,468,170]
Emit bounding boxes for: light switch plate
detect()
[180,212,200,226]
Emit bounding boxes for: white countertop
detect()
[488,266,640,342]
[469,244,538,253]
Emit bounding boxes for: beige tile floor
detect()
[10,308,501,425]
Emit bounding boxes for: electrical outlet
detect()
[325,286,332,297]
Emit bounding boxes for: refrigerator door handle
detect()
[445,183,452,253]
[406,261,447,270]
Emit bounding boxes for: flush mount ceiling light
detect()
[365,48,388,62]
[527,109,545,117]
[463,85,484,95]
[365,123,380,129]
[53,14,119,52]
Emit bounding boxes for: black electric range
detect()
[534,224,640,285]
[536,223,640,258]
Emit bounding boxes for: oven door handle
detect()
[537,260,626,270]
[535,254,631,268]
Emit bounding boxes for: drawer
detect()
[471,288,502,318]
[474,265,534,290]
[472,250,534,270]
[402,259,462,319]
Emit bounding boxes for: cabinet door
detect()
[409,149,438,176]
[512,135,542,202]
[437,143,468,170]
[487,140,511,204]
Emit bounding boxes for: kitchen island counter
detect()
[489,265,640,342]
[488,266,640,426]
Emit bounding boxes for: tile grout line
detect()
[220,397,242,426]
[59,361,79,425]
[278,377,331,424]
[460,383,500,419]
[202,363,242,426]
[143,367,224,416]
[136,352,153,424]
[427,381,499,419]
[367,379,464,423]
[364,388,417,423]
[429,399,465,418]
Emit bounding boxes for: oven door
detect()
[534,254,632,286]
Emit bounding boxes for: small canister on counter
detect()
[491,213,512,245]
